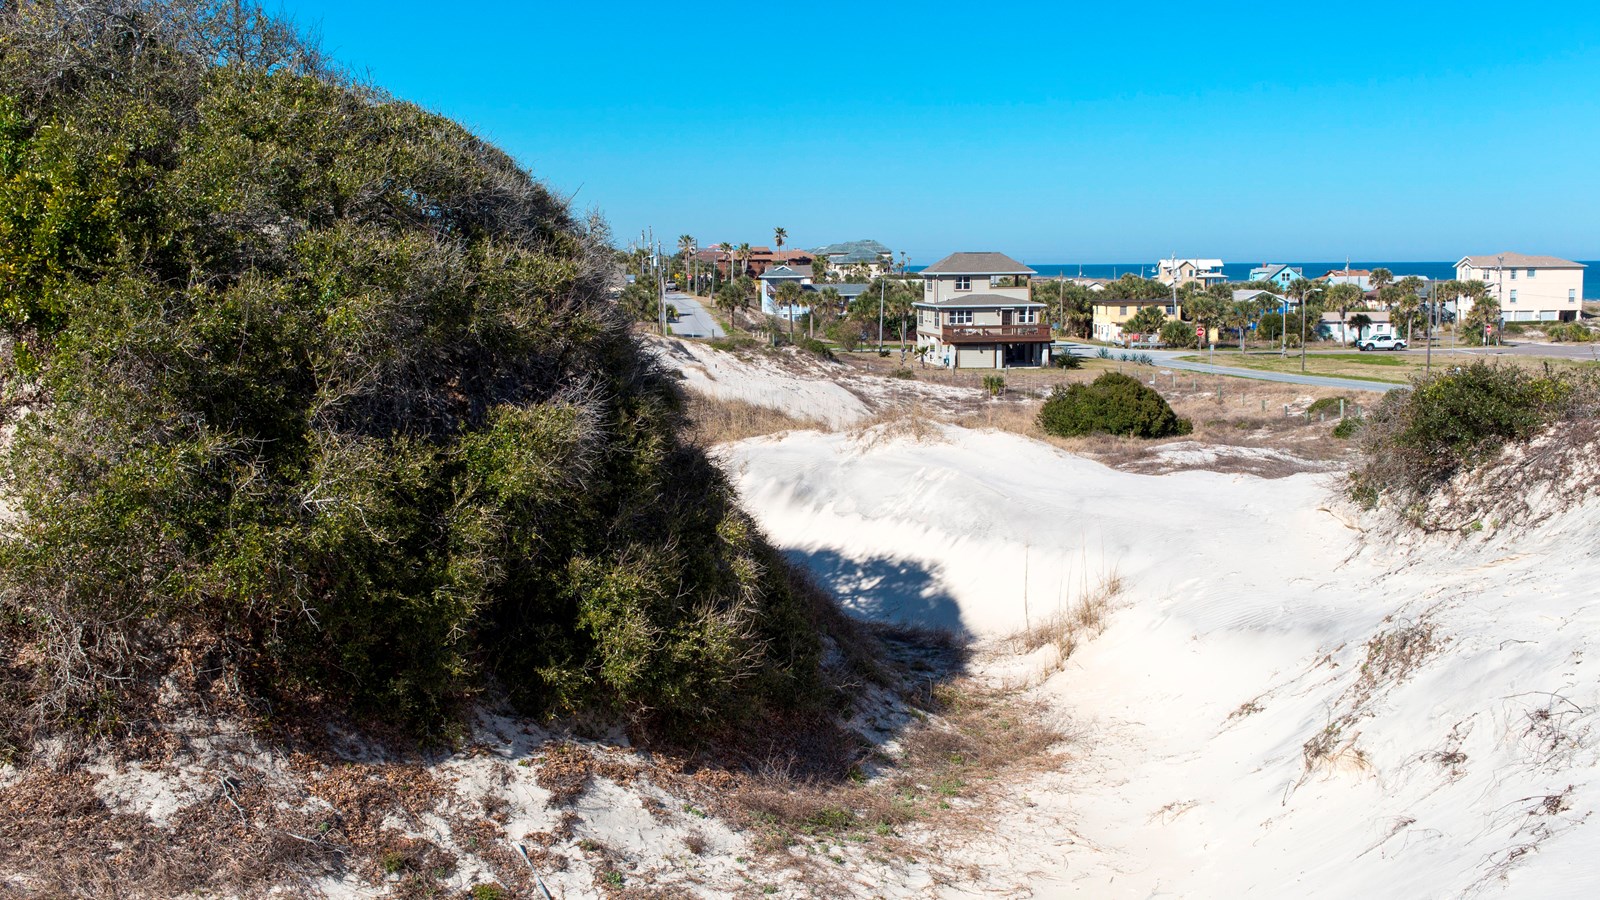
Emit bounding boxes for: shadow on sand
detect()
[783,547,970,640]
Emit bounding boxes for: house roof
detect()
[828,250,886,264]
[1319,310,1390,323]
[1322,269,1372,278]
[804,283,870,298]
[1457,253,1585,270]
[1250,264,1301,278]
[921,252,1036,276]
[1233,289,1287,303]
[759,265,810,280]
[1160,258,1224,269]
[914,292,1045,309]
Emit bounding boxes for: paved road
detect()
[1058,343,1401,393]
[665,291,724,339]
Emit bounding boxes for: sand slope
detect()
[719,425,1600,897]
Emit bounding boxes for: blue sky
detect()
[275,1,1600,264]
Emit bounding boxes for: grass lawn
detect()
[1180,348,1600,384]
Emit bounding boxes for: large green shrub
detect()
[1347,362,1587,507]
[0,2,823,737]
[1036,372,1192,438]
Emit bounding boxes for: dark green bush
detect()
[795,336,835,360]
[890,367,915,379]
[0,2,824,738]
[1332,417,1361,439]
[1347,361,1586,506]
[1053,352,1083,369]
[1036,372,1192,438]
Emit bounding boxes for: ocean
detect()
[908,261,1600,300]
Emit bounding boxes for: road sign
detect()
[1195,325,1205,339]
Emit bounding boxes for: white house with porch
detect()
[914,252,1051,368]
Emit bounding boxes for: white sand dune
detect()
[719,424,1600,897]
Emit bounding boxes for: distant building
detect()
[758,265,813,319]
[1066,276,1112,291]
[1455,253,1586,323]
[1248,264,1303,290]
[1320,268,1373,290]
[915,252,1050,368]
[1319,310,1394,343]
[1156,258,1225,288]
[695,245,813,279]
[1091,295,1180,343]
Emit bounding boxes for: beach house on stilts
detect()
[914,252,1051,369]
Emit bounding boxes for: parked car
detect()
[1357,334,1407,351]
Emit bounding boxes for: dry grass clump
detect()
[1301,615,1445,777]
[682,393,827,445]
[847,403,944,450]
[1008,570,1123,672]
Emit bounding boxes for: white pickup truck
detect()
[1356,334,1407,351]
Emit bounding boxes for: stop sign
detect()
[1195,325,1205,339]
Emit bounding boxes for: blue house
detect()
[1248,264,1303,290]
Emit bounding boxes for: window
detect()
[1570,289,1577,302]
[1527,268,1536,278]
[924,279,933,293]
[946,310,973,325]
[1509,289,1517,303]
[1119,305,1128,316]
[1510,269,1517,280]
[1017,308,1038,323]
[955,276,971,291]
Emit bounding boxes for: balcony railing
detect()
[940,323,1052,344]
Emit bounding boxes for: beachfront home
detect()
[1156,258,1225,288]
[1249,264,1303,290]
[914,252,1050,368]
[758,264,813,319]
[1320,268,1373,291]
[1455,253,1586,322]
[1091,294,1180,343]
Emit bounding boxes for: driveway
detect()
[1058,343,1401,393]
[665,291,724,339]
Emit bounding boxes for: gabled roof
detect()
[1457,253,1584,270]
[759,265,810,280]
[803,283,870,298]
[914,292,1045,308]
[1233,289,1286,303]
[1250,264,1301,278]
[1160,258,1224,269]
[1322,269,1372,278]
[921,252,1036,276]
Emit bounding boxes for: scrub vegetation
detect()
[0,0,833,743]
[1036,372,1193,439]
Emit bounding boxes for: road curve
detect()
[1058,343,1402,393]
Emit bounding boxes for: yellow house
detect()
[1091,296,1180,343]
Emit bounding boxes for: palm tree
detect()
[717,241,733,289]
[737,242,751,279]
[775,280,803,341]
[1370,267,1393,291]
[1348,312,1374,344]
[678,234,696,294]
[773,227,787,251]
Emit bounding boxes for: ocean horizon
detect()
[907,260,1600,299]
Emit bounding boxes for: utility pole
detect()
[877,271,887,354]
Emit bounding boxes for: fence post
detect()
[1339,398,1345,417]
